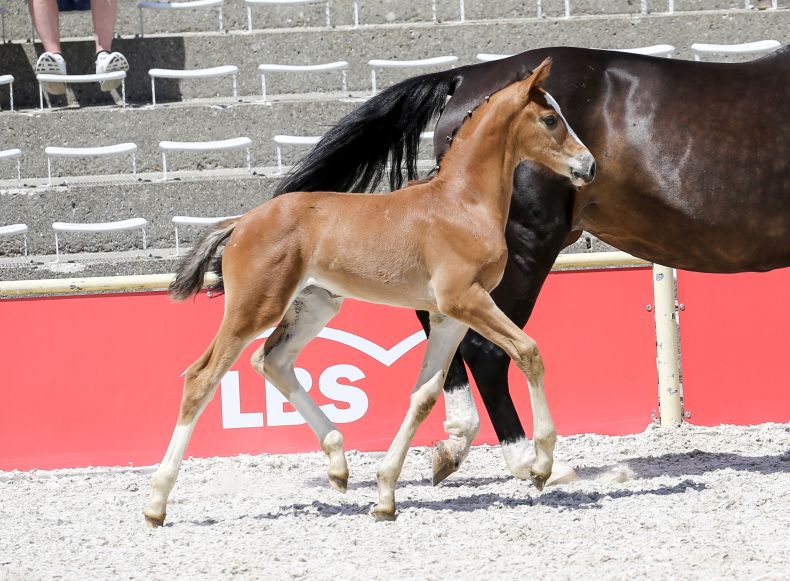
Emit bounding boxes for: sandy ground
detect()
[2,421,789,580]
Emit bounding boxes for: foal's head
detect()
[509,58,596,187]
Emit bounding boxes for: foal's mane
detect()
[428,66,536,179]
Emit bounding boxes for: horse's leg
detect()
[143,318,259,527]
[372,313,468,520]
[249,286,349,492]
[415,311,481,485]
[443,284,556,490]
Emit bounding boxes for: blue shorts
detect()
[57,0,91,11]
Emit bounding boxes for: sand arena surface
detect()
[2,422,789,580]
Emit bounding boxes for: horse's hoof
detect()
[328,473,348,494]
[143,510,165,528]
[546,462,579,487]
[371,505,397,522]
[431,441,460,486]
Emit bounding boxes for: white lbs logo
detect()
[219,327,426,429]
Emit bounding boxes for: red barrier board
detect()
[0,268,658,471]
[678,269,790,427]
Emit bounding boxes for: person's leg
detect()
[28,0,61,54]
[90,0,117,53]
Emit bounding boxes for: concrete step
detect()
[0,159,445,256]
[2,0,785,42]
[1,96,428,178]
[0,232,615,283]
[2,9,787,108]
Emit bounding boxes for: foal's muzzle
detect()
[570,157,596,186]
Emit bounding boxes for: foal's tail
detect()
[169,219,238,301]
[274,68,460,196]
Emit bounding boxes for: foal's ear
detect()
[522,57,553,98]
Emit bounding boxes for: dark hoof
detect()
[530,472,548,492]
[431,441,460,486]
[371,506,397,522]
[143,511,165,528]
[328,473,348,494]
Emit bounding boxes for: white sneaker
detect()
[95,51,129,92]
[35,52,67,96]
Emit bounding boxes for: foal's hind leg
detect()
[143,321,258,527]
[373,313,468,520]
[250,286,349,492]
[416,312,481,486]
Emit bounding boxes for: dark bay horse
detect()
[273,45,790,484]
[144,60,595,526]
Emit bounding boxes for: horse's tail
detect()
[169,218,239,301]
[274,68,460,195]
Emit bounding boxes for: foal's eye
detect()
[543,115,558,127]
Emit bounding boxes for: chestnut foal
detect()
[144,58,595,526]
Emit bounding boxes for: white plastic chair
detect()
[172,215,241,255]
[615,45,676,58]
[137,0,224,37]
[0,74,13,111]
[273,135,321,174]
[159,137,253,180]
[0,224,28,256]
[36,72,126,109]
[52,218,148,261]
[476,53,512,62]
[0,148,22,186]
[44,143,137,186]
[258,61,348,100]
[245,0,330,32]
[691,40,781,61]
[368,56,459,93]
[148,65,239,105]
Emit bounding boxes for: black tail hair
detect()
[274,68,459,196]
[169,219,238,300]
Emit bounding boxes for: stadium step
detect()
[1,8,787,108]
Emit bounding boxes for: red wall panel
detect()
[0,267,658,470]
[678,269,790,426]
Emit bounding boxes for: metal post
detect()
[9,81,13,112]
[162,152,168,180]
[232,75,238,99]
[653,263,683,426]
[247,5,253,32]
[121,79,126,107]
[536,0,542,18]
[218,6,224,31]
[261,74,267,101]
[174,226,181,256]
[325,1,331,26]
[276,145,283,174]
[139,8,145,38]
[353,1,359,27]
[459,0,465,21]
[564,0,571,17]
[341,70,347,93]
[47,157,52,186]
[371,69,377,94]
[431,0,437,22]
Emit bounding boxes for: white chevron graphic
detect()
[257,327,427,367]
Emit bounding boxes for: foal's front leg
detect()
[251,286,349,491]
[442,284,556,490]
[372,313,468,520]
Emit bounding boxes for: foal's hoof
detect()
[371,505,397,522]
[530,471,549,492]
[143,510,165,528]
[328,472,349,494]
[432,441,460,486]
